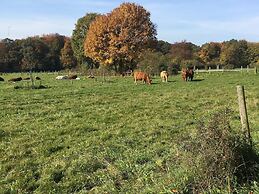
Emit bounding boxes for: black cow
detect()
[8,77,22,82]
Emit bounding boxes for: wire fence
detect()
[194,66,257,74]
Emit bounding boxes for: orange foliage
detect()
[84,3,156,70]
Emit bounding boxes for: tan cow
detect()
[133,71,152,85]
[160,71,169,82]
[56,75,68,80]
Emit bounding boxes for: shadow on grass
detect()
[158,80,176,83]
[191,79,205,82]
[234,143,259,184]
[14,85,49,90]
[100,80,115,83]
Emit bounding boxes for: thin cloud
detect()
[0,17,75,39]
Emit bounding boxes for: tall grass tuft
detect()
[181,108,259,193]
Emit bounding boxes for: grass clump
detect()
[180,108,259,193]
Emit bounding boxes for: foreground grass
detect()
[0,72,259,193]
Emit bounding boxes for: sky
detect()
[1,0,259,45]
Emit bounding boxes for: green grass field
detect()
[1,72,259,193]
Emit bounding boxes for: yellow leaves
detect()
[105,58,113,65]
[84,2,156,68]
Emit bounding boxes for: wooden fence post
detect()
[236,85,252,146]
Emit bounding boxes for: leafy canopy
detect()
[60,39,77,69]
[84,2,157,72]
[71,13,99,66]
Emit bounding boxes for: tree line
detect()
[0,34,76,72]
[1,2,259,74]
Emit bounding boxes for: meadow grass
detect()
[0,72,259,193]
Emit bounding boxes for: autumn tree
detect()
[0,39,22,72]
[41,34,66,70]
[0,41,9,72]
[71,13,99,68]
[170,41,200,68]
[220,39,250,68]
[20,37,49,71]
[247,42,259,67]
[171,41,196,60]
[137,50,172,75]
[84,2,157,73]
[60,39,77,69]
[199,42,221,68]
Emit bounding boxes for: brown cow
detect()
[160,71,169,82]
[133,71,152,85]
[188,69,194,81]
[181,68,194,81]
[68,75,77,80]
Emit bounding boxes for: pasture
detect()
[0,72,259,193]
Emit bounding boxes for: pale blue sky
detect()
[1,0,259,45]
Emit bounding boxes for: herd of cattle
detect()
[0,68,195,84]
[133,68,194,84]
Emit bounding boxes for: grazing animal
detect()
[8,77,22,82]
[68,75,77,80]
[181,68,194,81]
[23,77,31,80]
[187,69,194,81]
[35,76,41,80]
[56,75,68,80]
[133,71,152,85]
[160,71,169,82]
[0,77,4,81]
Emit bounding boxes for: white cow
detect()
[160,71,169,82]
[55,75,68,80]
